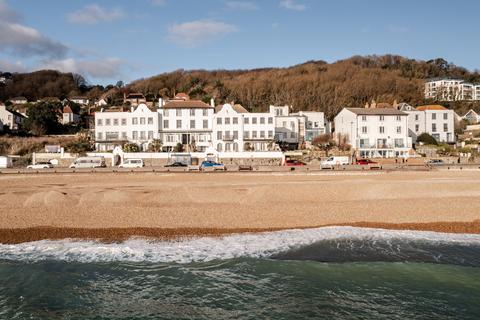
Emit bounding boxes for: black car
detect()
[165,162,187,167]
[426,159,444,165]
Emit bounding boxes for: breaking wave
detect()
[1,227,480,265]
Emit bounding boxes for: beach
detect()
[1,170,480,243]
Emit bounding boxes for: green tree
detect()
[416,133,438,145]
[173,143,184,152]
[24,102,61,135]
[123,143,140,152]
[148,139,163,152]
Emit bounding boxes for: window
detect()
[132,118,138,125]
[415,124,419,132]
[290,121,295,129]
[121,118,127,125]
[217,131,222,140]
[268,117,273,124]
[396,116,401,121]
[432,123,437,132]
[96,132,103,140]
[113,119,119,126]
[244,117,249,124]
[396,126,401,134]
[217,143,222,152]
[217,117,222,125]
[394,138,404,148]
[203,120,208,129]
[148,117,153,124]
[176,120,182,128]
[190,120,195,129]
[105,119,111,126]
[415,114,419,121]
[190,109,195,116]
[379,115,385,121]
[282,121,287,127]
[176,109,182,116]
[139,117,145,125]
[121,132,127,139]
[379,126,385,134]
[252,117,257,124]
[148,131,154,139]
[225,143,231,152]
[97,119,103,126]
[290,132,295,139]
[132,131,138,139]
[432,113,436,120]
[361,115,367,121]
[260,131,265,138]
[260,117,265,124]
[252,131,257,138]
[225,118,230,125]
[444,123,448,132]
[163,120,169,129]
[268,130,273,138]
[443,113,448,120]
[231,130,237,139]
[232,117,238,124]
[140,131,146,140]
[164,109,169,117]
[361,126,367,134]
[203,109,208,116]
[244,131,249,138]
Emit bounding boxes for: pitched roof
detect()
[63,106,73,113]
[416,105,448,111]
[346,108,407,116]
[215,103,249,113]
[162,100,212,109]
[174,93,190,100]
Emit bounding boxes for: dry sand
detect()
[1,170,480,243]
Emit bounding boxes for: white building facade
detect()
[334,108,412,158]
[425,79,480,101]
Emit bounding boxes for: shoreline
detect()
[2,220,480,244]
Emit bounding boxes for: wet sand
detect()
[1,171,480,243]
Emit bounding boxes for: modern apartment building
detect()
[399,104,456,143]
[425,79,480,101]
[334,108,412,158]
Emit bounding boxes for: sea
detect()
[0,226,479,319]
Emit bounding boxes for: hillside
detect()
[1,55,479,119]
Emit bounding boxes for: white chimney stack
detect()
[159,97,164,107]
[210,98,215,108]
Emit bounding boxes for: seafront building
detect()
[425,79,480,101]
[334,108,412,158]
[399,104,456,143]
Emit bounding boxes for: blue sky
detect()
[1,0,479,85]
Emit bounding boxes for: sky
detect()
[1,0,479,85]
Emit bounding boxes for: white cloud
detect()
[167,20,237,48]
[67,4,124,25]
[0,59,26,73]
[280,0,306,11]
[225,1,259,11]
[39,58,125,80]
[0,2,67,59]
[150,0,167,6]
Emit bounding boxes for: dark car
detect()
[285,159,306,166]
[356,159,378,165]
[426,159,444,165]
[165,162,187,167]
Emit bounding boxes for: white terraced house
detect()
[399,104,456,143]
[158,94,215,152]
[213,103,276,152]
[334,108,412,158]
[94,103,161,151]
[425,79,480,101]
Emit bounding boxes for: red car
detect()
[356,159,378,165]
[285,159,306,166]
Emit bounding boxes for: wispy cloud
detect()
[167,19,237,48]
[0,1,67,59]
[67,4,124,25]
[150,0,167,6]
[0,59,26,73]
[39,57,125,80]
[280,0,306,11]
[225,1,259,11]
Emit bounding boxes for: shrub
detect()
[123,143,140,152]
[173,143,184,152]
[416,133,438,145]
[148,139,163,152]
[64,140,94,155]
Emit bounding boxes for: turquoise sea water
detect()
[0,227,480,319]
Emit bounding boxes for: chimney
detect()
[159,97,164,107]
[210,98,215,108]
[131,106,134,112]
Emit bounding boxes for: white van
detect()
[321,156,349,168]
[119,159,144,168]
[70,157,106,169]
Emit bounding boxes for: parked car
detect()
[70,157,106,169]
[321,156,349,168]
[27,162,53,169]
[165,162,187,167]
[285,159,306,166]
[200,160,226,171]
[426,159,444,165]
[356,159,378,165]
[119,159,144,168]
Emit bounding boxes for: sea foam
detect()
[1,227,480,263]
